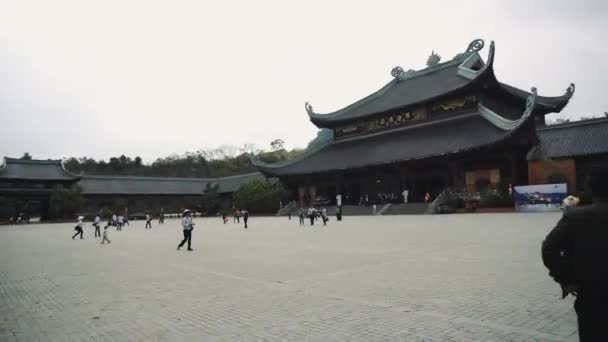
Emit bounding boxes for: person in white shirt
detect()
[145,213,152,229]
[93,214,101,238]
[112,214,117,226]
[101,225,111,244]
[177,209,194,251]
[117,215,124,231]
[308,207,315,226]
[321,207,328,225]
[72,216,84,240]
[402,189,409,203]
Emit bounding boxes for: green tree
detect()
[233,180,287,214]
[20,152,32,160]
[48,185,84,219]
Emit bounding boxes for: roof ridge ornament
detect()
[565,83,575,96]
[426,50,441,67]
[391,66,404,78]
[305,102,314,115]
[466,39,485,53]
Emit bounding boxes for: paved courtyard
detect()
[0,213,577,341]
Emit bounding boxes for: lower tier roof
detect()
[255,110,529,177]
[527,118,608,160]
[78,172,265,195]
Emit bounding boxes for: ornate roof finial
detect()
[566,83,575,96]
[391,66,404,78]
[426,50,441,67]
[305,102,314,115]
[466,39,485,53]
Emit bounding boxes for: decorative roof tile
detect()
[527,118,608,160]
[0,158,80,181]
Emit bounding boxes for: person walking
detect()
[101,225,111,244]
[177,209,194,251]
[308,207,315,226]
[72,216,84,240]
[233,209,240,223]
[123,210,130,226]
[112,214,117,227]
[322,207,329,225]
[159,208,165,224]
[145,213,152,229]
[222,212,228,224]
[542,166,608,342]
[242,209,249,229]
[118,215,124,230]
[299,208,305,226]
[93,213,101,238]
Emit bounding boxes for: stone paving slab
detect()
[0,213,577,341]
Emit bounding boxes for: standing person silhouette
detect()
[542,165,608,342]
[145,213,152,229]
[159,208,165,224]
[177,209,194,251]
[299,208,305,226]
[93,213,101,238]
[242,209,249,229]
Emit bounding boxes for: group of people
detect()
[73,214,111,244]
[221,209,250,228]
[297,207,329,226]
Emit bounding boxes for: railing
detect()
[276,200,297,216]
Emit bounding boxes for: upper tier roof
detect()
[527,117,608,160]
[255,90,539,176]
[0,157,81,181]
[306,39,574,127]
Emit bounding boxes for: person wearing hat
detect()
[561,195,580,216]
[72,216,85,240]
[542,165,608,341]
[177,209,194,251]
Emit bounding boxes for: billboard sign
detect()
[513,183,568,212]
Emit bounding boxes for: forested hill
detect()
[62,147,304,178]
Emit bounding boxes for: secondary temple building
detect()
[0,157,264,220]
[254,39,608,205]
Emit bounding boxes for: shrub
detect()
[233,180,287,214]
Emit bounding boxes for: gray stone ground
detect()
[0,213,578,341]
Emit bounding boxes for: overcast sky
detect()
[1,0,607,162]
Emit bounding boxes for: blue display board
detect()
[513,183,568,212]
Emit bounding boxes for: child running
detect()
[101,224,111,244]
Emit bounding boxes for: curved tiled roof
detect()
[527,118,608,160]
[306,39,573,127]
[0,157,81,181]
[78,172,265,195]
[256,100,537,176]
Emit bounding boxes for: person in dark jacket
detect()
[242,209,249,229]
[542,165,608,342]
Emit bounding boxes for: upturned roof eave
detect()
[499,82,575,114]
[306,40,497,127]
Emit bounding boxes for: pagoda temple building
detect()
[254,39,584,205]
[0,157,265,221]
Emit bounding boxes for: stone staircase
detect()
[382,203,428,215]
